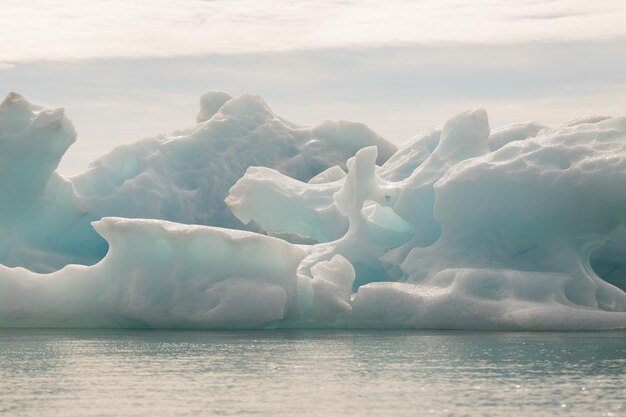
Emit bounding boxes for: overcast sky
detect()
[1,0,625,174]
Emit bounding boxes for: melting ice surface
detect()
[0,92,625,330]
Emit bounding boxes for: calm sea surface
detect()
[0,329,624,417]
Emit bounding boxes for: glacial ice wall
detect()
[0,92,625,330]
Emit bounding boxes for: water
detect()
[0,329,624,417]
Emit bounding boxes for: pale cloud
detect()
[0,62,15,70]
[1,0,626,62]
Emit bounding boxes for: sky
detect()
[1,0,626,174]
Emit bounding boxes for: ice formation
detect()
[0,92,625,330]
[0,92,396,272]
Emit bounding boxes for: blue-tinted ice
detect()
[0,92,624,330]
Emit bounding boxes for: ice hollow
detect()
[0,92,625,330]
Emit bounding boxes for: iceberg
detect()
[0,92,625,330]
[0,92,396,272]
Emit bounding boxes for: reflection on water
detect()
[0,329,624,416]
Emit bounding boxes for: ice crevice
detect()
[0,91,625,330]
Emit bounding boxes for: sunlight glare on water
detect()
[0,329,624,417]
